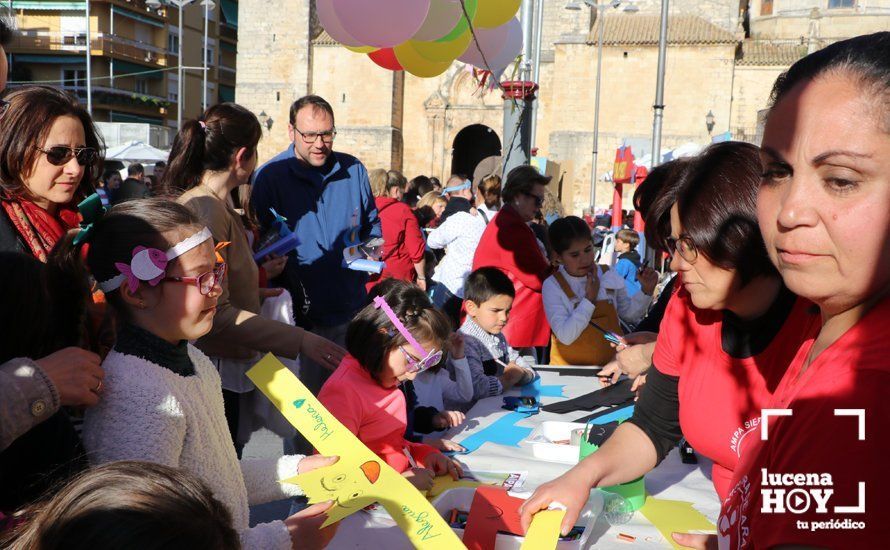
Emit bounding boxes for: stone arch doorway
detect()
[451,124,501,179]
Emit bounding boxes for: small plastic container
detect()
[523,421,587,464]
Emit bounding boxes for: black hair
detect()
[289,95,335,126]
[633,158,692,252]
[676,142,776,285]
[404,175,434,208]
[548,216,592,256]
[51,198,203,323]
[769,32,890,131]
[346,283,450,383]
[162,103,261,195]
[155,161,166,168]
[127,163,144,176]
[501,165,550,204]
[102,169,121,185]
[464,267,515,305]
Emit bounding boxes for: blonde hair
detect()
[369,168,388,197]
[417,190,446,210]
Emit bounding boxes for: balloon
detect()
[486,17,523,75]
[457,20,510,69]
[317,0,364,48]
[437,0,477,43]
[345,44,379,54]
[413,0,463,42]
[394,42,453,77]
[368,48,403,71]
[412,30,472,62]
[473,0,521,29]
[333,0,431,48]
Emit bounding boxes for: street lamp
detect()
[565,0,637,209]
[258,110,274,131]
[705,110,716,135]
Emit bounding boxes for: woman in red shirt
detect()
[365,169,426,292]
[472,165,553,350]
[520,141,822,535]
[715,33,890,549]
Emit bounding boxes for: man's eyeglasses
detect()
[162,263,227,296]
[523,191,545,208]
[35,146,99,167]
[399,345,443,375]
[665,235,698,263]
[294,128,337,145]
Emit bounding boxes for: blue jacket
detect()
[251,147,381,326]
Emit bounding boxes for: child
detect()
[412,333,473,433]
[318,283,463,492]
[613,228,644,296]
[459,267,536,406]
[61,198,336,550]
[542,217,657,365]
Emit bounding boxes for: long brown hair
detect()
[0,86,102,200]
[161,102,261,195]
[1,461,240,550]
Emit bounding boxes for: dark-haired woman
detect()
[520,141,823,534]
[0,86,101,261]
[167,103,345,453]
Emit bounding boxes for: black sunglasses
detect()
[35,146,99,167]
[523,191,545,207]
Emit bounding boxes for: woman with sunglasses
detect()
[520,142,822,535]
[0,86,101,262]
[164,103,346,455]
[472,165,555,356]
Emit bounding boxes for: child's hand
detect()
[284,500,339,550]
[585,270,601,302]
[598,359,623,386]
[432,410,466,430]
[631,374,648,395]
[297,455,339,474]
[402,467,435,490]
[448,333,466,360]
[423,438,467,453]
[499,363,526,390]
[262,253,288,279]
[423,452,463,480]
[637,267,659,296]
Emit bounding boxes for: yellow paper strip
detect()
[639,497,717,550]
[520,509,566,550]
[247,354,464,549]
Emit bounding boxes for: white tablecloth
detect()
[328,369,720,549]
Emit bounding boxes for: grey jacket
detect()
[0,357,59,451]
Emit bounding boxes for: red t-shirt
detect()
[718,296,890,548]
[653,289,820,500]
[366,196,426,292]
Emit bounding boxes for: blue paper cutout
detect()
[454,412,534,454]
[590,404,635,425]
[520,375,565,399]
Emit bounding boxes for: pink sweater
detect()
[318,355,438,473]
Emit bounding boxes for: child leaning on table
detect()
[457,267,536,407]
[318,283,463,492]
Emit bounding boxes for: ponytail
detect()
[162,103,262,197]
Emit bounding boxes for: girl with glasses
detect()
[53,198,341,550]
[0,86,102,262]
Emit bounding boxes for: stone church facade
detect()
[236,0,889,212]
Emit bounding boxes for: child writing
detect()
[542,216,658,366]
[59,198,337,550]
[318,283,463,492]
[459,267,537,406]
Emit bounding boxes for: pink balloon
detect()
[413,0,464,42]
[317,0,364,48]
[487,18,523,75]
[457,19,510,70]
[333,0,431,49]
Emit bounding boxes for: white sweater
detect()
[542,265,652,345]
[83,346,302,550]
[427,210,487,297]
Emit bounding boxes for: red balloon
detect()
[368,48,403,71]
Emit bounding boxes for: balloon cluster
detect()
[318,0,524,78]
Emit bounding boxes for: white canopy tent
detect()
[104,141,169,163]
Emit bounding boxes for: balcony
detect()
[63,85,170,114]
[12,31,169,66]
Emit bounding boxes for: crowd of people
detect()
[0,14,887,548]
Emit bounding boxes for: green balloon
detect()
[436,0,478,43]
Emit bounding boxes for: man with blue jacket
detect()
[252,95,381,396]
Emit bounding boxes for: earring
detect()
[139,301,146,309]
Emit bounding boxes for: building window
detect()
[62,69,87,89]
[761,0,773,15]
[202,47,215,64]
[135,78,149,95]
[827,0,854,7]
[168,34,179,54]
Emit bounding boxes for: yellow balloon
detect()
[474,0,521,28]
[345,44,379,54]
[411,31,472,62]
[394,41,453,78]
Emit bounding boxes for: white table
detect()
[328,369,720,549]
